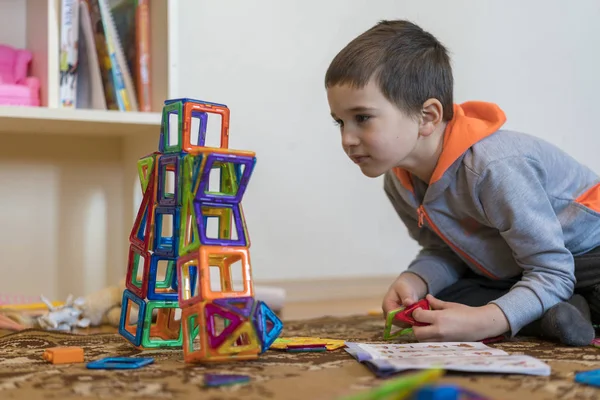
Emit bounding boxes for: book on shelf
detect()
[59,0,151,112]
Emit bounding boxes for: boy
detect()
[325,19,600,346]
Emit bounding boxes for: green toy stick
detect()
[339,368,444,400]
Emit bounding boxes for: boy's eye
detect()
[355,115,371,124]
[333,118,344,127]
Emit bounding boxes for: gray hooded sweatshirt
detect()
[383,101,600,336]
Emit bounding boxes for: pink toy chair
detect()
[0,44,40,106]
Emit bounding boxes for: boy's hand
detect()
[412,294,510,342]
[382,272,428,318]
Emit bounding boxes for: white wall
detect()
[0,0,26,48]
[171,0,600,282]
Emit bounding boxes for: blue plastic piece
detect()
[153,206,181,257]
[575,369,600,388]
[118,290,146,347]
[147,255,177,301]
[252,301,283,353]
[136,205,148,242]
[170,261,198,295]
[234,163,245,182]
[87,357,154,370]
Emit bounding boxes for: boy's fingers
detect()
[381,294,402,316]
[425,294,447,310]
[412,308,436,324]
[412,325,442,342]
[401,295,416,307]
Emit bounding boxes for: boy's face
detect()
[327,79,421,178]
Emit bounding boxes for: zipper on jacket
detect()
[417,205,498,280]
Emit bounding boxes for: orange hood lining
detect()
[393,101,507,193]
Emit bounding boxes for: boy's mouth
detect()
[350,155,369,164]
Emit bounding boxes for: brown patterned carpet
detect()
[0,314,600,399]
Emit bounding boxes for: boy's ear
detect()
[419,99,444,137]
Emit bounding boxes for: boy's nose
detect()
[341,131,360,148]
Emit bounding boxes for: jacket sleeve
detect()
[384,172,468,295]
[476,156,576,336]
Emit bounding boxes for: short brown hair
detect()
[325,20,454,121]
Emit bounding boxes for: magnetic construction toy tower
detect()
[118,98,283,363]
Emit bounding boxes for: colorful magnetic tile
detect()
[393,299,430,327]
[180,303,260,363]
[194,201,248,247]
[181,154,204,205]
[141,300,183,348]
[170,257,198,295]
[158,114,165,153]
[137,152,159,194]
[188,110,208,148]
[318,342,348,351]
[86,357,154,370]
[591,338,600,347]
[161,101,183,153]
[270,337,346,351]
[384,308,415,340]
[153,206,180,258]
[193,156,238,202]
[118,289,146,347]
[286,344,328,349]
[157,154,183,206]
[125,244,151,299]
[195,152,256,204]
[204,373,250,387]
[216,320,261,356]
[129,172,156,252]
[205,302,243,349]
[182,101,230,151]
[147,255,177,301]
[190,155,204,193]
[178,189,201,256]
[197,246,253,301]
[252,301,283,353]
[181,305,209,363]
[213,297,255,318]
[201,204,234,243]
[176,251,202,308]
[148,308,180,341]
[287,347,327,353]
[165,97,228,108]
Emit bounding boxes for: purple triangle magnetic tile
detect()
[204,373,250,387]
[213,296,255,318]
[204,303,243,349]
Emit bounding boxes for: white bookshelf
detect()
[0,106,161,136]
[0,0,175,300]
